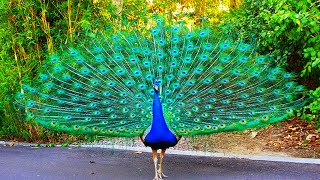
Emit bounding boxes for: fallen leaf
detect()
[251,131,258,138]
[132,151,142,154]
[9,141,16,147]
[306,134,319,141]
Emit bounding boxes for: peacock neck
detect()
[142,89,179,149]
[151,90,170,132]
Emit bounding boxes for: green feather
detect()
[16,19,306,138]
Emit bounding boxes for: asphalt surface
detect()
[0,145,320,180]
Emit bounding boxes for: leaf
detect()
[132,151,142,154]
[251,131,258,138]
[31,146,41,149]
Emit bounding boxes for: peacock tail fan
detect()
[16,17,307,138]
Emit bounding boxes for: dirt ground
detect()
[183,118,320,158]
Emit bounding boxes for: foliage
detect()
[301,87,320,127]
[222,0,320,128]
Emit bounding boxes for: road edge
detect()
[1,141,319,164]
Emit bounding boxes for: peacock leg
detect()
[158,149,168,178]
[152,149,159,180]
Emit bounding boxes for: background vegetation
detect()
[0,0,319,143]
[222,0,320,125]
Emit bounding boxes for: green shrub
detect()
[222,0,320,128]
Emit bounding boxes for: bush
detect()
[222,0,320,128]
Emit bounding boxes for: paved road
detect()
[0,145,319,180]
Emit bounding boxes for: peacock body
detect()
[17,18,305,179]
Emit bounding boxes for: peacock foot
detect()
[157,169,168,179]
[160,172,168,178]
[153,171,168,180]
[153,175,162,180]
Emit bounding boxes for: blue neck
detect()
[151,91,170,131]
[143,89,178,149]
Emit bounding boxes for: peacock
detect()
[17,17,306,179]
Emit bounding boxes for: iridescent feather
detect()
[18,19,305,137]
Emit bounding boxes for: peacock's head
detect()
[154,81,161,92]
